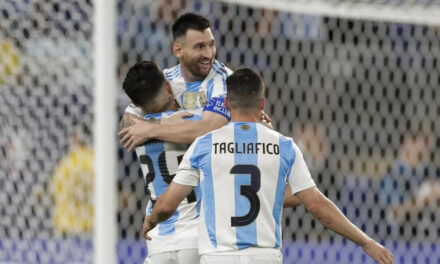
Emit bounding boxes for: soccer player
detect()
[143,69,394,264]
[122,61,204,264]
[118,13,271,149]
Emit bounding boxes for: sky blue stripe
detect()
[144,139,179,235]
[234,122,258,249]
[166,65,181,81]
[215,61,228,75]
[185,80,202,92]
[285,138,297,183]
[159,210,179,235]
[145,142,167,198]
[190,134,217,248]
[272,137,295,247]
[164,67,177,78]
[171,65,181,79]
[207,78,214,101]
[211,63,227,93]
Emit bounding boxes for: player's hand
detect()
[118,116,153,152]
[261,111,272,123]
[161,111,193,125]
[361,239,393,264]
[142,215,157,240]
[260,111,273,129]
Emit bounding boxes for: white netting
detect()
[2,0,440,263]
[1,0,94,263]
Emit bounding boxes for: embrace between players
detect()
[118,13,393,264]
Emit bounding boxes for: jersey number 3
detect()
[231,164,261,227]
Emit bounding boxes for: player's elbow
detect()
[306,198,333,226]
[307,202,324,217]
[158,204,175,217]
[155,201,177,221]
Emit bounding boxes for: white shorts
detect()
[143,249,199,264]
[200,251,282,264]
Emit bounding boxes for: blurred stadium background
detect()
[1,0,440,263]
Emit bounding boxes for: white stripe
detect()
[210,127,238,251]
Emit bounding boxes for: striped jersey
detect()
[173,122,316,255]
[164,60,232,110]
[135,110,202,255]
[125,60,233,117]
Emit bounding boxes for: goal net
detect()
[1,0,439,263]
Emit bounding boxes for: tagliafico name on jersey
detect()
[213,142,280,155]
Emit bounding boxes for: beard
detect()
[181,55,214,80]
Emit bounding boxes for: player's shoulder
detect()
[256,123,299,148]
[193,122,233,144]
[212,60,233,76]
[256,123,285,138]
[163,64,182,82]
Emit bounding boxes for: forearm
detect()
[309,196,370,246]
[149,204,175,226]
[151,112,228,144]
[150,121,213,144]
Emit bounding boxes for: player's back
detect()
[135,110,202,255]
[188,121,298,255]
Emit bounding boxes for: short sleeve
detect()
[173,137,203,186]
[288,142,316,194]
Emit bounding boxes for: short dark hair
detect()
[226,68,265,110]
[122,61,165,107]
[172,13,211,40]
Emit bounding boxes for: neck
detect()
[168,100,179,111]
[180,65,206,83]
[229,110,261,123]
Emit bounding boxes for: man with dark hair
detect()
[143,69,393,264]
[119,13,271,149]
[123,61,202,264]
[122,61,176,115]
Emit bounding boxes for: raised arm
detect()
[296,186,393,264]
[119,110,228,151]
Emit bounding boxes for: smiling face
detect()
[173,28,216,82]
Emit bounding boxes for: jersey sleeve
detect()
[288,141,316,194]
[173,138,202,187]
[202,96,231,121]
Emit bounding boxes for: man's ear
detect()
[260,98,265,110]
[172,41,182,58]
[224,96,230,111]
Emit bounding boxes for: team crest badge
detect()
[183,92,197,109]
[199,90,207,107]
[241,124,249,130]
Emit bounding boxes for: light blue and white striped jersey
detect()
[173,122,316,255]
[124,60,233,118]
[164,60,233,110]
[135,109,202,255]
